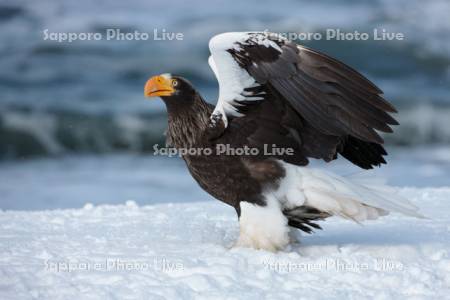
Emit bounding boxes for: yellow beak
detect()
[144,75,175,97]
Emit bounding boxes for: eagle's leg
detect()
[234,195,290,252]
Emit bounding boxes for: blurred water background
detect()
[1,0,449,209]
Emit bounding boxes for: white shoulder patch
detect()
[208,32,249,53]
[208,32,277,126]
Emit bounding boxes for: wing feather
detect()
[208,32,399,169]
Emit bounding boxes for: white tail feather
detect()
[277,163,424,221]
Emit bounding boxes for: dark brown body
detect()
[163,93,285,214]
[157,70,394,232]
[161,80,389,219]
[185,154,284,214]
[146,33,400,234]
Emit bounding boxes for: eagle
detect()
[144,32,421,251]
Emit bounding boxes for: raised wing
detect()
[208,32,274,126]
[208,32,399,168]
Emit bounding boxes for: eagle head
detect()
[144,73,196,101]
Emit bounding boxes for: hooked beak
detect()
[144,75,175,97]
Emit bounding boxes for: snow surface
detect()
[1,188,449,299]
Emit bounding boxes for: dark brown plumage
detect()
[144,32,402,239]
[161,86,284,215]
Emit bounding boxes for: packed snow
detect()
[1,147,449,298]
[1,188,449,299]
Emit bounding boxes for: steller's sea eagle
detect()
[144,32,422,251]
